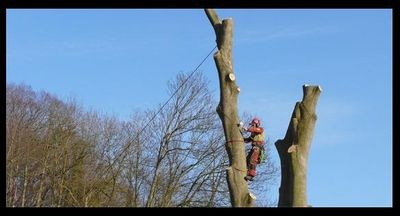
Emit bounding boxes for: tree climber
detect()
[242,117,265,181]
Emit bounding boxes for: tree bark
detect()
[204,9,255,207]
[21,165,28,207]
[275,85,322,207]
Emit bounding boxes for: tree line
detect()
[6,71,277,207]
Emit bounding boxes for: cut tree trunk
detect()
[204,9,255,207]
[275,85,322,207]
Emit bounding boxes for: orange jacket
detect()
[245,126,264,145]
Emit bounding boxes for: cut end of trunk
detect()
[228,73,235,81]
[288,144,298,153]
[247,192,256,207]
[302,84,322,102]
[237,87,240,92]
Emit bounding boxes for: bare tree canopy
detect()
[6,72,278,207]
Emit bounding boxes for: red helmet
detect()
[250,118,261,127]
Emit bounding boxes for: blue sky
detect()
[6,9,392,207]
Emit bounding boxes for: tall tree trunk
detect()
[275,85,322,207]
[12,164,20,207]
[36,145,50,207]
[145,141,164,207]
[21,165,28,207]
[204,9,255,207]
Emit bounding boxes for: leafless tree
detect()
[143,71,229,207]
[6,71,278,207]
